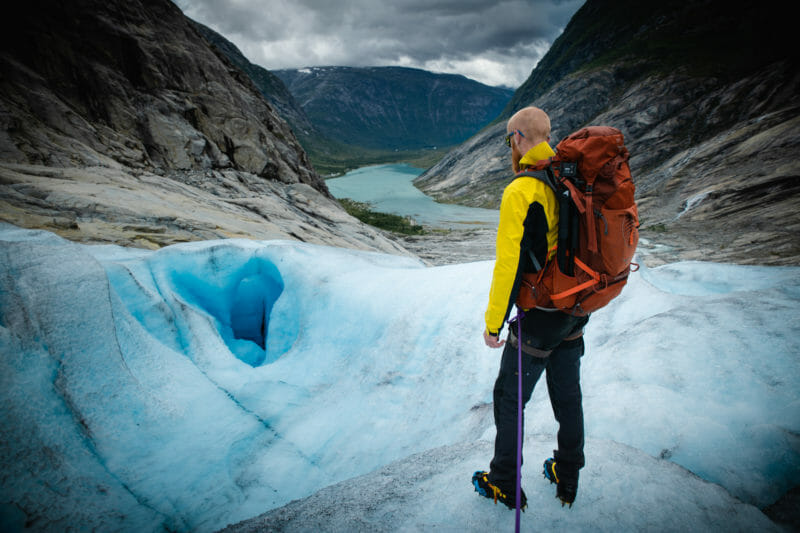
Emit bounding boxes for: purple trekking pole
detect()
[515,310,524,532]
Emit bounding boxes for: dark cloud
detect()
[173,0,583,87]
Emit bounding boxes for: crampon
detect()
[472,471,527,511]
[543,458,578,508]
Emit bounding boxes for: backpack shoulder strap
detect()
[513,168,561,273]
[516,167,578,277]
[514,168,558,192]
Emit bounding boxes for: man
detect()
[472,106,588,510]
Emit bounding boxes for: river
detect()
[326,164,498,231]
[326,163,498,265]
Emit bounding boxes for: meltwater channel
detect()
[326,164,498,230]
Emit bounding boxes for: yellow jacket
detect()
[485,142,559,336]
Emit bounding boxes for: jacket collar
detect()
[519,141,555,170]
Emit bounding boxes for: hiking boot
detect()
[472,471,527,511]
[543,458,578,508]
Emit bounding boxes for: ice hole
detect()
[168,253,287,367]
[228,271,283,367]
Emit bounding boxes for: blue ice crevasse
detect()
[160,246,293,367]
[228,263,284,366]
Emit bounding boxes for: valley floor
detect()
[396,227,496,266]
[393,227,710,267]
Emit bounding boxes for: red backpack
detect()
[516,126,639,316]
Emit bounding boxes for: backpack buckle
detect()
[559,161,577,178]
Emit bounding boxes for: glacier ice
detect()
[1,223,798,532]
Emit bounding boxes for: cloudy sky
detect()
[173,0,584,88]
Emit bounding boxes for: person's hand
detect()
[483,330,505,349]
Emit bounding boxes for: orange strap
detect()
[549,257,600,300]
[550,278,596,300]
[559,179,585,213]
[585,187,597,253]
[535,244,559,283]
[551,257,635,301]
[574,256,598,278]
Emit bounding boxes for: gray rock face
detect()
[1,0,310,181]
[415,0,800,266]
[191,21,318,143]
[0,164,412,256]
[0,0,412,256]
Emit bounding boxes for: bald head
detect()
[507,106,551,146]
[506,107,551,172]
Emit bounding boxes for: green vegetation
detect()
[338,198,426,235]
[644,223,669,233]
[303,137,450,176]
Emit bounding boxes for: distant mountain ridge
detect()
[190,25,511,173]
[190,23,374,175]
[275,66,513,151]
[415,0,800,266]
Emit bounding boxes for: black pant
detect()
[489,334,585,490]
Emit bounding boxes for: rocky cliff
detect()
[189,23,366,177]
[191,21,318,146]
[275,66,513,151]
[415,0,800,265]
[0,0,410,255]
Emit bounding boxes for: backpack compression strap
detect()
[550,258,632,302]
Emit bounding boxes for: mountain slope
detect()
[190,21,317,144]
[0,0,410,255]
[415,0,800,265]
[0,0,317,185]
[189,23,401,176]
[276,66,513,150]
[501,0,789,120]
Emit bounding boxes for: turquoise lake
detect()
[326,164,498,230]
